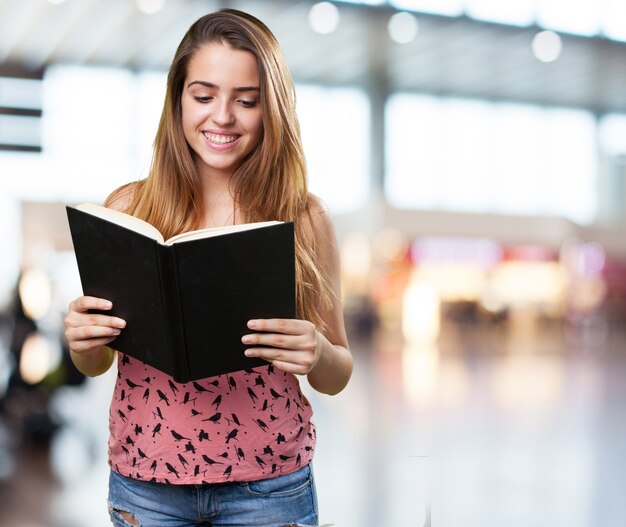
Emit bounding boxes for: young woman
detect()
[63,9,352,527]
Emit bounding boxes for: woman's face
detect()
[181,43,263,179]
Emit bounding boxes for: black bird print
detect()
[253,418,269,432]
[247,387,258,404]
[279,454,293,461]
[207,380,220,388]
[263,445,274,456]
[137,448,148,459]
[125,379,142,390]
[127,405,136,412]
[177,453,189,468]
[198,430,210,442]
[254,375,265,389]
[270,389,284,400]
[201,455,223,466]
[236,447,245,461]
[170,429,190,441]
[225,429,239,444]
[117,409,127,422]
[150,460,157,473]
[121,445,130,457]
[285,398,291,411]
[143,376,151,384]
[182,392,197,406]
[192,381,213,394]
[152,423,162,437]
[255,456,266,468]
[165,462,180,478]
[157,389,170,406]
[191,409,203,417]
[121,354,130,366]
[276,433,286,444]
[295,426,304,440]
[142,388,150,402]
[134,424,143,436]
[211,395,222,410]
[125,436,135,446]
[119,389,129,402]
[167,380,179,393]
[218,452,229,459]
[228,376,237,391]
[223,465,232,479]
[152,407,164,420]
[267,364,275,375]
[296,453,302,466]
[225,413,243,427]
[184,441,196,454]
[202,412,221,424]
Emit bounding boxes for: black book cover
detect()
[66,206,296,383]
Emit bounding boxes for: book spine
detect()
[156,245,191,383]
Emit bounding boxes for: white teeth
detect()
[203,132,238,144]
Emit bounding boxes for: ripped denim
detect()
[107,463,318,527]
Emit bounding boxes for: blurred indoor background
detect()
[1,0,626,526]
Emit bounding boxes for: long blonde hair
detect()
[109,9,331,329]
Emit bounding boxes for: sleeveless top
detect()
[108,353,316,484]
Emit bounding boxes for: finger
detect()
[244,347,295,361]
[70,336,118,353]
[247,318,311,335]
[244,347,314,368]
[264,359,309,376]
[63,312,126,329]
[241,332,301,349]
[67,325,121,343]
[70,296,113,313]
[66,313,126,329]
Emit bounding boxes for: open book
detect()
[66,203,296,383]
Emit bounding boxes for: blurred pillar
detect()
[363,10,390,231]
[360,12,391,527]
[598,152,626,221]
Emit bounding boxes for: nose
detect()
[211,99,235,126]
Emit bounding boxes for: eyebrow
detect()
[187,80,260,92]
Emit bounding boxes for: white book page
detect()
[77,203,165,244]
[165,221,281,245]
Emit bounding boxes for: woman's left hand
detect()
[242,318,321,375]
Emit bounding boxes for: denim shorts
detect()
[107,464,318,527]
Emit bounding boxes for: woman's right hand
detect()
[64,296,126,354]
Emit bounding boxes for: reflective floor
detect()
[1,316,626,527]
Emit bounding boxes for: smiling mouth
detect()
[203,132,239,145]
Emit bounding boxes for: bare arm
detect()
[242,196,353,395]
[64,296,123,376]
[64,185,135,377]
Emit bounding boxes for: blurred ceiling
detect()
[1,0,626,114]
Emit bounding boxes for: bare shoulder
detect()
[104,182,140,213]
[306,193,335,235]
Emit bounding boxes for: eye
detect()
[239,99,258,108]
[193,96,212,103]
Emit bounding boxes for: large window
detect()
[296,84,370,213]
[385,93,598,224]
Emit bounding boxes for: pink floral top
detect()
[108,353,316,484]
